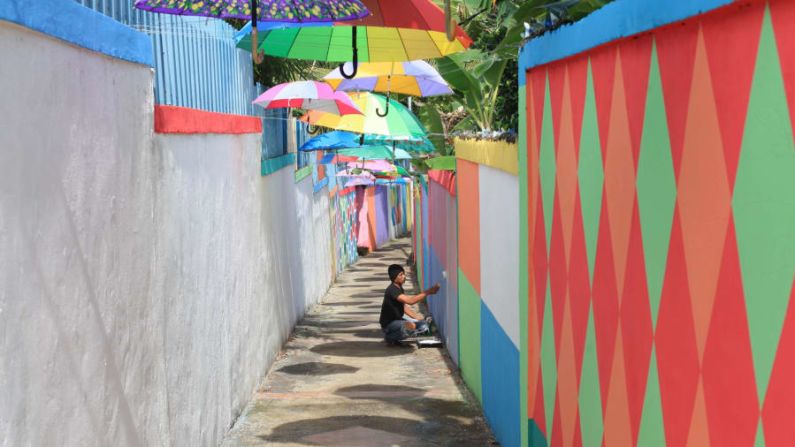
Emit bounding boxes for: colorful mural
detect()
[356,182,412,252]
[329,187,359,275]
[521,1,795,446]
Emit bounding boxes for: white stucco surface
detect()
[478,164,520,349]
[0,22,333,446]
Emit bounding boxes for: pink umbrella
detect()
[344,177,375,187]
[253,81,362,115]
[346,159,395,172]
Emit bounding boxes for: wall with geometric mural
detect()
[519,0,795,446]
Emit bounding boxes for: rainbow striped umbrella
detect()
[253,81,362,115]
[300,92,426,138]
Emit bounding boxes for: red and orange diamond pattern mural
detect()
[524,1,795,446]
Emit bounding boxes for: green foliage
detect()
[425,0,609,133]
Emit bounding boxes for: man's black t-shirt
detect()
[379,283,404,328]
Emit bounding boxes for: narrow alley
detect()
[221,238,494,446]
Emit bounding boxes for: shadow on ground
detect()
[310,341,412,357]
[276,362,359,376]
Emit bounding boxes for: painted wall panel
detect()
[479,164,521,349]
[457,159,481,293]
[458,269,483,404]
[482,302,521,447]
[520,2,795,446]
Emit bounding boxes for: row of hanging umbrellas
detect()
[133,0,470,178]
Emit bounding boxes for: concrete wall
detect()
[519,0,795,446]
[0,8,337,446]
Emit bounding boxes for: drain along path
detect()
[221,237,495,447]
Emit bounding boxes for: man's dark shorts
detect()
[382,320,408,343]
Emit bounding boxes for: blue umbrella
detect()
[300,131,361,151]
[300,130,434,152]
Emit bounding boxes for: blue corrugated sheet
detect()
[74,0,305,161]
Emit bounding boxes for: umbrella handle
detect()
[250,3,264,64]
[444,0,455,42]
[339,26,359,79]
[375,92,390,117]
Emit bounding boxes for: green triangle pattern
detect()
[755,420,766,447]
[541,276,558,432]
[539,72,557,255]
[578,307,603,447]
[578,60,604,284]
[733,9,795,402]
[636,43,677,329]
[636,347,665,446]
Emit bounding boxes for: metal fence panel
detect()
[74,0,305,161]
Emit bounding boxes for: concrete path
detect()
[221,237,496,446]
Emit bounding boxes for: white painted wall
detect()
[478,165,520,349]
[0,22,333,446]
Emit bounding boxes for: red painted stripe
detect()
[154,105,262,135]
[428,169,456,196]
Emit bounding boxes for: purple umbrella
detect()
[134,0,370,63]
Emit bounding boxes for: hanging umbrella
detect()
[345,177,375,187]
[324,61,453,98]
[134,0,369,63]
[253,81,361,115]
[346,159,396,172]
[300,130,363,151]
[336,169,375,178]
[235,0,473,77]
[300,93,426,138]
[301,130,434,153]
[336,146,413,160]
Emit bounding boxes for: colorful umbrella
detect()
[300,93,426,138]
[324,61,452,98]
[253,81,361,115]
[134,0,369,62]
[235,0,473,76]
[336,146,413,160]
[300,130,434,153]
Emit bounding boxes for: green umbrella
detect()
[336,145,413,160]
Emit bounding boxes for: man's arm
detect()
[397,283,440,305]
[403,304,423,320]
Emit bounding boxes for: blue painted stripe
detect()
[1,0,153,67]
[518,0,732,83]
[261,153,296,176]
[481,302,521,447]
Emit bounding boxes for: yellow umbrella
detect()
[300,92,426,138]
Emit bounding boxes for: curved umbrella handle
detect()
[339,26,359,79]
[375,93,390,117]
[250,2,264,64]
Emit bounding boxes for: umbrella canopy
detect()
[134,0,369,22]
[235,0,472,63]
[346,159,395,172]
[300,130,362,151]
[344,177,375,187]
[336,169,375,178]
[324,61,452,97]
[336,146,412,160]
[253,81,361,115]
[301,130,434,153]
[300,93,426,138]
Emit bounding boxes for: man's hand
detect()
[426,283,440,295]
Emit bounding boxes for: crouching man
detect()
[379,264,440,344]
